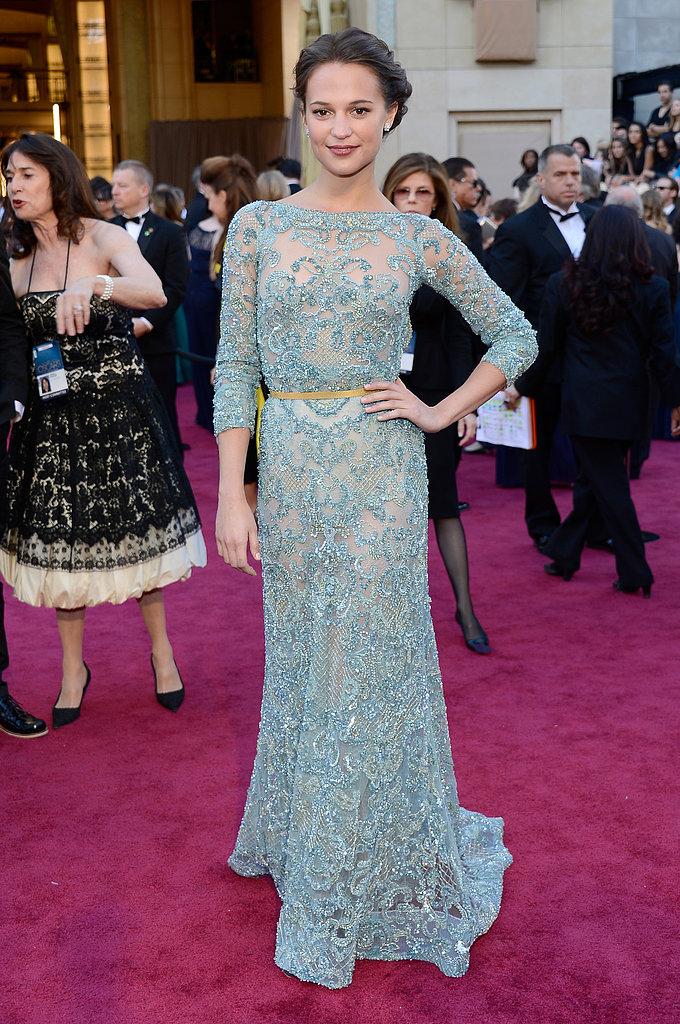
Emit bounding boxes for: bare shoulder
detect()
[87,218,135,252]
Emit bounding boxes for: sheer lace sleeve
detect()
[213,204,261,436]
[419,218,538,384]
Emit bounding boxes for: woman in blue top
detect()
[213,28,537,989]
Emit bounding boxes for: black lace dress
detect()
[0,292,206,608]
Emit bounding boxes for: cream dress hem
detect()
[0,531,207,608]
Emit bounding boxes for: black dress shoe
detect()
[454,611,492,655]
[52,664,91,729]
[543,561,575,582]
[613,580,652,598]
[641,530,660,544]
[0,683,48,738]
[151,654,185,711]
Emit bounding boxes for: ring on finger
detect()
[73,304,84,312]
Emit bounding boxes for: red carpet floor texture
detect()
[3,387,679,1024]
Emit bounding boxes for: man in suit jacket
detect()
[111,160,189,448]
[0,250,47,738]
[655,177,679,229]
[443,157,484,263]
[486,144,595,547]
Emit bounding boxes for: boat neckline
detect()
[263,201,411,218]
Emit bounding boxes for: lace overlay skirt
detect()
[0,309,206,608]
[228,396,512,988]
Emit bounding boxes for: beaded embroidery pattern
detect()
[214,201,537,989]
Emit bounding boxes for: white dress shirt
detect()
[121,207,153,331]
[122,206,150,242]
[541,196,586,258]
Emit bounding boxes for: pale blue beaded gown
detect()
[214,201,537,989]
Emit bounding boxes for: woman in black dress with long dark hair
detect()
[384,153,490,652]
[0,133,206,728]
[525,206,680,594]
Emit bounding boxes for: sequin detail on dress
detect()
[214,202,537,989]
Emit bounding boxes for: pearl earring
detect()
[384,123,391,133]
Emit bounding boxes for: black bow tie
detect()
[123,215,142,225]
[546,206,579,222]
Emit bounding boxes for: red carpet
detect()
[4,386,679,1024]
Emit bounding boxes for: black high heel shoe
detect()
[454,611,492,655]
[151,654,185,711]
[52,664,92,729]
[543,562,575,582]
[613,580,652,599]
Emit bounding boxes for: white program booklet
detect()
[477,393,536,450]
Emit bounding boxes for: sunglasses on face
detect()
[394,186,435,199]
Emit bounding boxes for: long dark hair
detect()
[1,132,101,258]
[200,154,258,280]
[564,206,654,336]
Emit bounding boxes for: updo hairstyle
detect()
[293,27,412,133]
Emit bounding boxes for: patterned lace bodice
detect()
[214,201,537,434]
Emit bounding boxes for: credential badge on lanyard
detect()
[33,341,69,400]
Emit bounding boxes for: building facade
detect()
[1,0,679,203]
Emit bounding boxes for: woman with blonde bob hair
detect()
[256,169,291,202]
[383,152,491,655]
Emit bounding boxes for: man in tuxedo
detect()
[486,144,595,548]
[443,157,484,262]
[0,250,47,738]
[111,160,189,448]
[655,178,678,228]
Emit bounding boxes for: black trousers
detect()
[144,351,183,451]
[0,422,10,677]
[543,435,652,588]
[525,382,562,539]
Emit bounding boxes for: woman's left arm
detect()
[363,218,537,431]
[56,222,166,336]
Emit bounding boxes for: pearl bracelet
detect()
[96,273,114,301]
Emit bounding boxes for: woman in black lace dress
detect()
[0,133,206,728]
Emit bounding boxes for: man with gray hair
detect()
[486,144,596,549]
[112,160,189,450]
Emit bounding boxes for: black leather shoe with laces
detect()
[0,682,48,738]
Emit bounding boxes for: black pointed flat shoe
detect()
[543,562,575,582]
[454,610,492,655]
[151,654,185,711]
[52,664,91,729]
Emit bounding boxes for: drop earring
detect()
[383,123,391,133]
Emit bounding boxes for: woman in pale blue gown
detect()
[214,29,537,989]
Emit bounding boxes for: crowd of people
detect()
[1,23,679,992]
[1,89,680,729]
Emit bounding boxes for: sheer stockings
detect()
[433,516,486,643]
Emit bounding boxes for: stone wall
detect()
[351,0,614,200]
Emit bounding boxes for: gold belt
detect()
[269,387,367,400]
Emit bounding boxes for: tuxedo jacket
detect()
[486,199,595,391]
[404,284,474,394]
[112,212,189,358]
[0,249,28,428]
[526,272,680,439]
